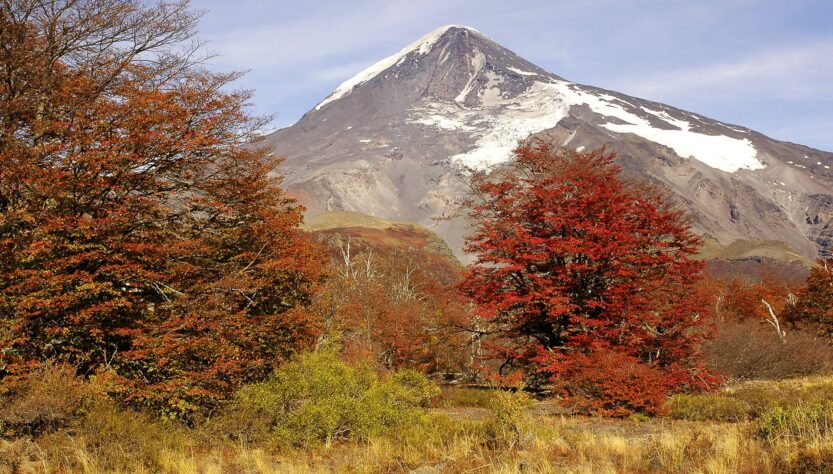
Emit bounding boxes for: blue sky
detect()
[194,0,833,151]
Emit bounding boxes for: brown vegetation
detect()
[0,0,324,419]
[705,319,833,380]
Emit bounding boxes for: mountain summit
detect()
[265,25,833,261]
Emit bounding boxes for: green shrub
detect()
[758,402,833,441]
[666,394,751,422]
[214,349,439,449]
[483,389,534,449]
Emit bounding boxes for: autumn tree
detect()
[0,0,323,417]
[699,273,797,342]
[783,259,833,338]
[314,237,475,378]
[459,143,717,415]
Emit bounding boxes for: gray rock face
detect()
[265,25,833,262]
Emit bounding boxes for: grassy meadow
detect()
[4,368,833,474]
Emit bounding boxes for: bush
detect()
[666,376,833,422]
[0,364,99,437]
[46,398,186,472]
[705,319,833,380]
[666,394,751,421]
[778,444,833,474]
[556,351,672,417]
[0,364,186,472]
[483,389,534,449]
[212,349,439,449]
[758,402,833,441]
[437,387,495,409]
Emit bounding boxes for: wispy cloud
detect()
[614,40,833,102]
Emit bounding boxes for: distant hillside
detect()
[698,236,814,282]
[304,213,814,284]
[304,211,462,284]
[698,236,815,265]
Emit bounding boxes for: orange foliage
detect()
[0,1,323,417]
[315,240,475,378]
[784,259,833,337]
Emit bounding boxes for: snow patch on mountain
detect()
[550,83,763,172]
[412,73,764,173]
[507,67,537,76]
[411,79,571,170]
[315,25,477,111]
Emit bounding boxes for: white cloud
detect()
[613,40,833,102]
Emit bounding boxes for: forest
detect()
[2,1,833,472]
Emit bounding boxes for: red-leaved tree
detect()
[459,143,717,415]
[783,259,833,338]
[0,0,323,418]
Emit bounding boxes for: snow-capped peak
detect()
[314,25,479,111]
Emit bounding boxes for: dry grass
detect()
[4,377,833,473]
[4,417,820,473]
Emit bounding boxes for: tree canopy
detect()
[460,143,717,415]
[0,0,324,417]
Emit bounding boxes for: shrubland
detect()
[3,362,833,473]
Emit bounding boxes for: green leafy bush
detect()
[483,389,534,449]
[758,402,833,441]
[666,394,752,421]
[214,349,439,449]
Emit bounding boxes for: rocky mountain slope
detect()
[265,25,833,262]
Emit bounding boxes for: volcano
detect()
[264,25,833,262]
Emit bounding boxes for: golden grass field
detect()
[4,375,833,473]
